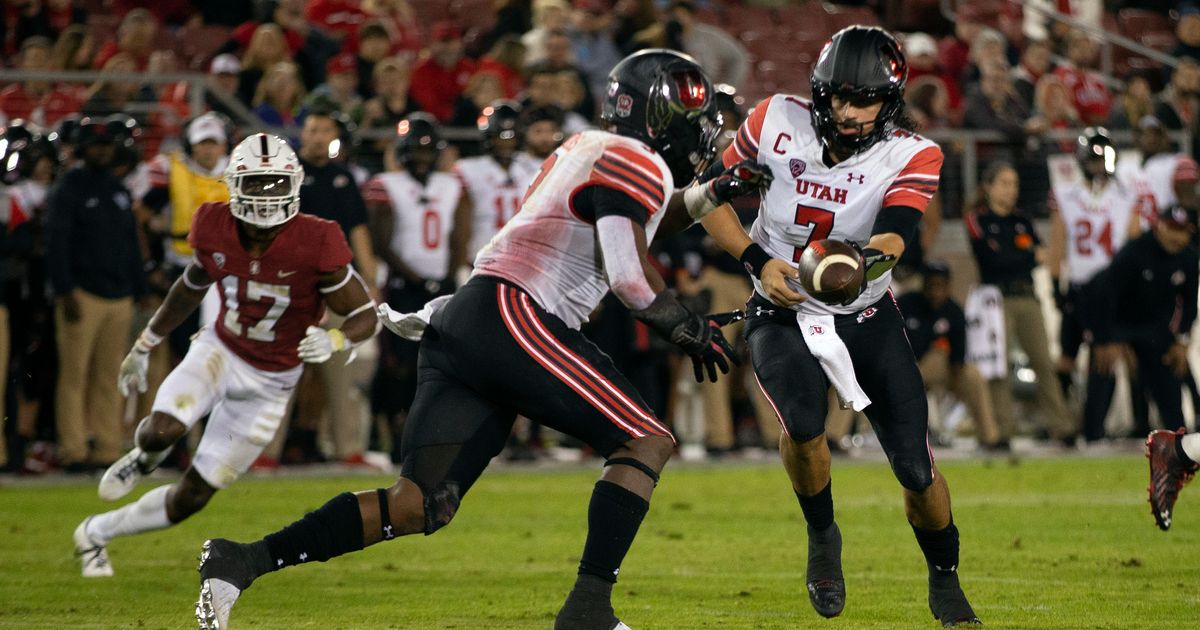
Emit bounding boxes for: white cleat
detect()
[73,517,113,577]
[196,539,251,629]
[98,448,149,501]
[196,577,240,629]
[614,623,633,630]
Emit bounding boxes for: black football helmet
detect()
[105,113,142,169]
[810,25,908,157]
[395,113,445,177]
[1076,127,1116,179]
[2,120,41,184]
[600,48,719,185]
[477,100,522,158]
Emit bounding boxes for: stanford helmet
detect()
[224,133,304,228]
[810,26,908,157]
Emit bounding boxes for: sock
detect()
[1179,432,1200,464]
[913,518,960,575]
[88,485,172,545]
[577,480,649,583]
[258,492,365,574]
[796,481,834,532]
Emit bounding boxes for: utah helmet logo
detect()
[789,158,806,178]
[213,252,225,269]
[615,94,634,118]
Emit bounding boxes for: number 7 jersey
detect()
[188,202,353,371]
[726,95,943,315]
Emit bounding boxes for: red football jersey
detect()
[188,202,353,371]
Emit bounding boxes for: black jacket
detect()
[966,207,1041,294]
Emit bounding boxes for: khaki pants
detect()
[919,349,1000,445]
[55,291,134,465]
[317,348,368,459]
[698,268,782,449]
[989,295,1076,440]
[0,305,8,467]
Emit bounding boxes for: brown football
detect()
[797,239,866,305]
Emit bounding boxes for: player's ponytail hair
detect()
[891,100,920,133]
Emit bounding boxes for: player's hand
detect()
[675,310,743,383]
[117,348,149,397]
[710,160,773,203]
[298,325,348,364]
[1093,343,1124,375]
[761,258,805,306]
[1163,342,1190,378]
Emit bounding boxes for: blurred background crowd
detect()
[2,0,1200,476]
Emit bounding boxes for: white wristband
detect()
[134,328,163,353]
[683,181,719,220]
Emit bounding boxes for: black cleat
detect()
[805,523,845,618]
[196,539,259,630]
[928,571,981,627]
[554,576,631,630]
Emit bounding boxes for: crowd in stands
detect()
[2,0,1200,474]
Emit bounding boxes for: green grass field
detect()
[2,455,1198,629]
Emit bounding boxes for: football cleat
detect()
[98,447,155,501]
[73,516,113,577]
[805,523,846,618]
[928,571,981,627]
[1146,429,1199,531]
[554,580,627,630]
[196,539,257,629]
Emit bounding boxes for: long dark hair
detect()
[969,160,1016,212]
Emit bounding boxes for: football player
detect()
[365,114,469,460]
[1121,114,1199,227]
[1148,427,1200,531]
[1047,128,1139,442]
[455,100,542,263]
[72,133,378,578]
[192,49,766,630]
[692,26,980,625]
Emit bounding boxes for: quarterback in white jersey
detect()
[695,25,979,626]
[455,101,543,259]
[1118,115,1199,228]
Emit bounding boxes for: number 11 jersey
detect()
[726,95,943,315]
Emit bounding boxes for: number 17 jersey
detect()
[726,95,943,315]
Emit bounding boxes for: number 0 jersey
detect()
[1049,175,1136,285]
[189,202,353,372]
[474,130,674,329]
[726,95,943,315]
[455,152,542,257]
[363,171,463,281]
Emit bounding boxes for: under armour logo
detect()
[299,552,308,562]
[383,524,395,540]
[276,558,284,567]
[755,306,775,317]
[847,173,865,184]
[934,564,958,572]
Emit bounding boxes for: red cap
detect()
[431,21,462,41]
[326,53,357,76]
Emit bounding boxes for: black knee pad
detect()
[892,456,934,492]
[422,481,463,534]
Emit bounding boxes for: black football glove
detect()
[847,241,896,301]
[709,159,774,203]
[634,294,743,382]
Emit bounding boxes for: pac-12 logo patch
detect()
[789,158,806,178]
[615,94,634,118]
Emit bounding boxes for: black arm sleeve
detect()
[571,185,649,226]
[698,159,725,184]
[871,205,923,245]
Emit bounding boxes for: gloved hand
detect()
[378,295,453,341]
[298,326,348,364]
[848,241,896,301]
[684,160,773,219]
[635,291,743,383]
[685,310,745,383]
[118,329,161,397]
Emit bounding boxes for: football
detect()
[797,239,865,305]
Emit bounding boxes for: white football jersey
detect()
[455,152,542,257]
[726,95,943,315]
[474,130,674,329]
[1118,151,1199,227]
[1049,176,1136,284]
[364,170,463,281]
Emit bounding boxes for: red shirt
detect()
[1054,65,1112,126]
[188,202,353,371]
[0,84,82,127]
[409,57,477,122]
[475,59,524,99]
[306,0,367,39]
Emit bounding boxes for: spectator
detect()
[1022,0,1102,46]
[1053,30,1112,126]
[961,27,1008,89]
[204,54,243,118]
[361,0,422,59]
[1171,4,1200,67]
[92,8,158,71]
[0,36,81,129]
[570,0,623,100]
[236,23,292,107]
[360,57,419,173]
[81,53,155,124]
[224,0,309,58]
[1031,74,1082,152]
[3,0,85,56]
[488,0,534,47]
[305,0,368,43]
[450,73,507,128]
[302,54,364,120]
[523,0,571,65]
[937,3,984,92]
[1153,57,1200,139]
[253,61,306,127]
[1109,72,1156,131]
[898,262,1001,449]
[107,0,196,28]
[1011,39,1052,110]
[525,29,595,120]
[475,34,528,99]
[665,0,748,89]
[965,161,1077,446]
[906,76,953,130]
[354,21,394,100]
[612,0,659,55]
[45,118,147,472]
[409,22,477,122]
[962,61,1034,141]
[904,32,961,116]
[48,24,95,71]
[521,66,591,134]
